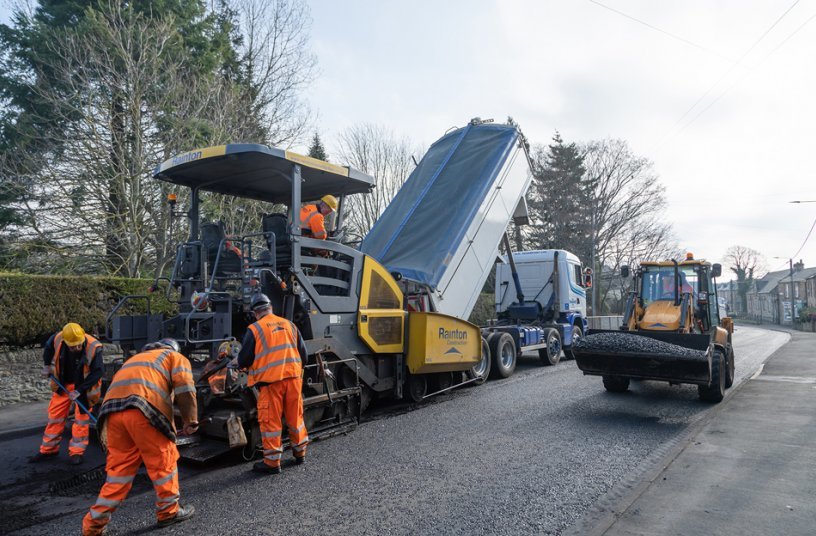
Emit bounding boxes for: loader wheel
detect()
[699,350,725,403]
[407,374,427,403]
[725,346,735,388]
[538,328,562,366]
[489,332,517,379]
[566,325,583,360]
[468,337,491,385]
[603,375,629,393]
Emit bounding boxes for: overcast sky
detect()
[2,1,815,277]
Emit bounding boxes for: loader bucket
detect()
[573,329,712,385]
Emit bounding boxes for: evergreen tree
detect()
[526,132,591,260]
[307,132,328,161]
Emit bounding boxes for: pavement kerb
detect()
[0,423,45,442]
[565,328,792,536]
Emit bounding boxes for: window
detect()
[573,264,583,288]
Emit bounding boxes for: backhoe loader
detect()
[574,254,735,402]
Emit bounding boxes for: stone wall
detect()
[0,347,51,406]
[0,345,124,407]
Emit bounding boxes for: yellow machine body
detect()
[639,300,691,332]
[406,312,481,374]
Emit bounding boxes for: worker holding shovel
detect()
[29,322,104,466]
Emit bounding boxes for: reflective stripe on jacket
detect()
[300,204,327,239]
[50,333,104,404]
[247,314,302,386]
[102,348,195,426]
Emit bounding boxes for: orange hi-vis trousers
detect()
[257,377,309,468]
[40,383,91,456]
[82,409,180,536]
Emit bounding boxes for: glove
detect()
[182,422,199,436]
[68,390,80,401]
[41,366,51,379]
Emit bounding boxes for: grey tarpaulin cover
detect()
[360,122,519,289]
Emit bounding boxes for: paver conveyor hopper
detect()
[573,255,735,402]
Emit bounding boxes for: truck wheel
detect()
[467,337,491,385]
[698,350,725,403]
[538,328,562,366]
[603,375,629,393]
[489,332,517,379]
[725,346,735,388]
[567,325,583,360]
[406,374,427,403]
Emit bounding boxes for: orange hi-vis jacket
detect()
[247,314,303,386]
[103,348,195,428]
[300,204,327,239]
[50,332,103,405]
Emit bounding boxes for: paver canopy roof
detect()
[154,144,375,204]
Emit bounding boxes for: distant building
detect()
[746,260,816,324]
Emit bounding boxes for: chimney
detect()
[794,259,804,272]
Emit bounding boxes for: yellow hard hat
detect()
[320,194,338,211]
[62,323,85,346]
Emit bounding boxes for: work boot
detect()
[70,454,83,465]
[28,452,58,463]
[157,504,195,528]
[294,456,305,465]
[252,461,281,474]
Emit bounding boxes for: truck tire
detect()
[699,350,725,403]
[725,346,735,388]
[566,325,583,360]
[467,337,491,385]
[602,375,629,393]
[538,328,562,366]
[489,332,517,379]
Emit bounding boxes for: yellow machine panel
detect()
[406,312,480,374]
[640,301,684,331]
[358,256,406,354]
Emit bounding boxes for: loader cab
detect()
[636,260,720,333]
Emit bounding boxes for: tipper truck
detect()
[573,254,735,402]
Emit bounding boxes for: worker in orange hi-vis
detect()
[299,194,338,239]
[229,293,309,474]
[29,322,103,465]
[81,339,198,536]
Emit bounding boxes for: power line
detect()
[588,0,739,63]
[789,217,816,262]
[653,0,802,151]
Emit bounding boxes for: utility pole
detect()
[789,259,795,323]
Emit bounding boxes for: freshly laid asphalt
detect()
[2,326,810,535]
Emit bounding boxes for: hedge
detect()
[0,272,177,347]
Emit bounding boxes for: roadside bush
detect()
[799,306,816,324]
[0,272,177,347]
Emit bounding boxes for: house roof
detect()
[756,269,790,294]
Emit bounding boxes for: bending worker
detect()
[30,322,103,465]
[82,339,198,536]
[230,293,309,474]
[300,194,338,239]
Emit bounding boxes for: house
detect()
[777,264,816,323]
[746,269,789,324]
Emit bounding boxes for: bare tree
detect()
[582,139,677,314]
[334,124,421,241]
[10,4,261,275]
[724,245,767,315]
[233,0,316,147]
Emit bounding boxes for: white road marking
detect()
[750,363,764,380]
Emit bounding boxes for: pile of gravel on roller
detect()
[574,332,707,359]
